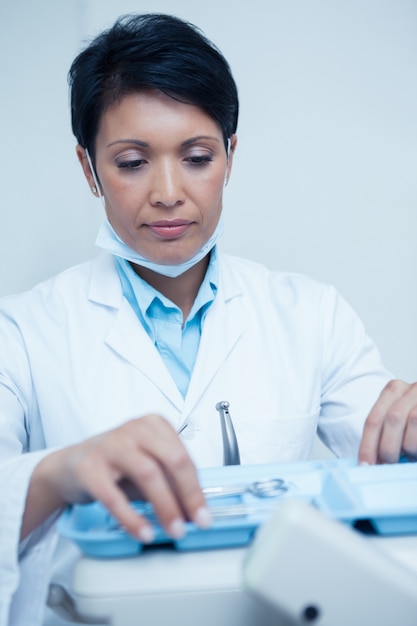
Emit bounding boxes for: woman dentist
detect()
[0,13,416,626]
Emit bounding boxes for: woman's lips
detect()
[147,220,193,239]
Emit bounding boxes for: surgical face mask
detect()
[86,148,226,277]
[95,217,224,278]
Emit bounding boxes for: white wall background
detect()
[0,0,416,385]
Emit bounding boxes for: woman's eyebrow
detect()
[181,135,220,146]
[107,139,149,148]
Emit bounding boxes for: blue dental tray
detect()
[57,457,417,558]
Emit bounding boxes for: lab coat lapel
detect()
[106,301,183,403]
[88,254,183,408]
[184,258,243,414]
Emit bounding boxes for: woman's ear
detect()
[75,145,99,196]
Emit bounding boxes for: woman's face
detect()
[78,90,236,266]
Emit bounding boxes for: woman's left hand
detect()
[358,380,417,464]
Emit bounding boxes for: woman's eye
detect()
[116,159,145,169]
[186,155,213,166]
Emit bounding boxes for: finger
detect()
[358,380,410,464]
[127,416,211,529]
[402,408,417,460]
[378,398,410,464]
[87,467,156,543]
[120,449,189,539]
[358,391,393,465]
[160,444,212,529]
[397,386,417,460]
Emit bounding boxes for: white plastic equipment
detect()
[244,499,417,626]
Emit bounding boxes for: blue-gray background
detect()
[1,0,416,385]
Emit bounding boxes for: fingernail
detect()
[194,506,212,529]
[359,461,370,466]
[168,518,186,539]
[138,525,155,544]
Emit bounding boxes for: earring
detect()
[91,186,97,194]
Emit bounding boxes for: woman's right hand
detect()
[21,414,212,542]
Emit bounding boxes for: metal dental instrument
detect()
[202,478,288,499]
[107,499,279,533]
[215,400,241,466]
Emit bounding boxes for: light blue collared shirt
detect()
[115,249,218,397]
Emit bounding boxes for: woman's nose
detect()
[150,160,184,208]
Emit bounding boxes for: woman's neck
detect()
[130,255,210,321]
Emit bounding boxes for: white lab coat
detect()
[0,251,390,625]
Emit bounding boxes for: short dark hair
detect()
[68,13,239,157]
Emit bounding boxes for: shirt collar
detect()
[115,247,219,324]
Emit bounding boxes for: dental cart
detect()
[53,458,417,626]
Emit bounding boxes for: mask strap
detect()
[226,137,231,160]
[224,138,232,186]
[85,149,105,208]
